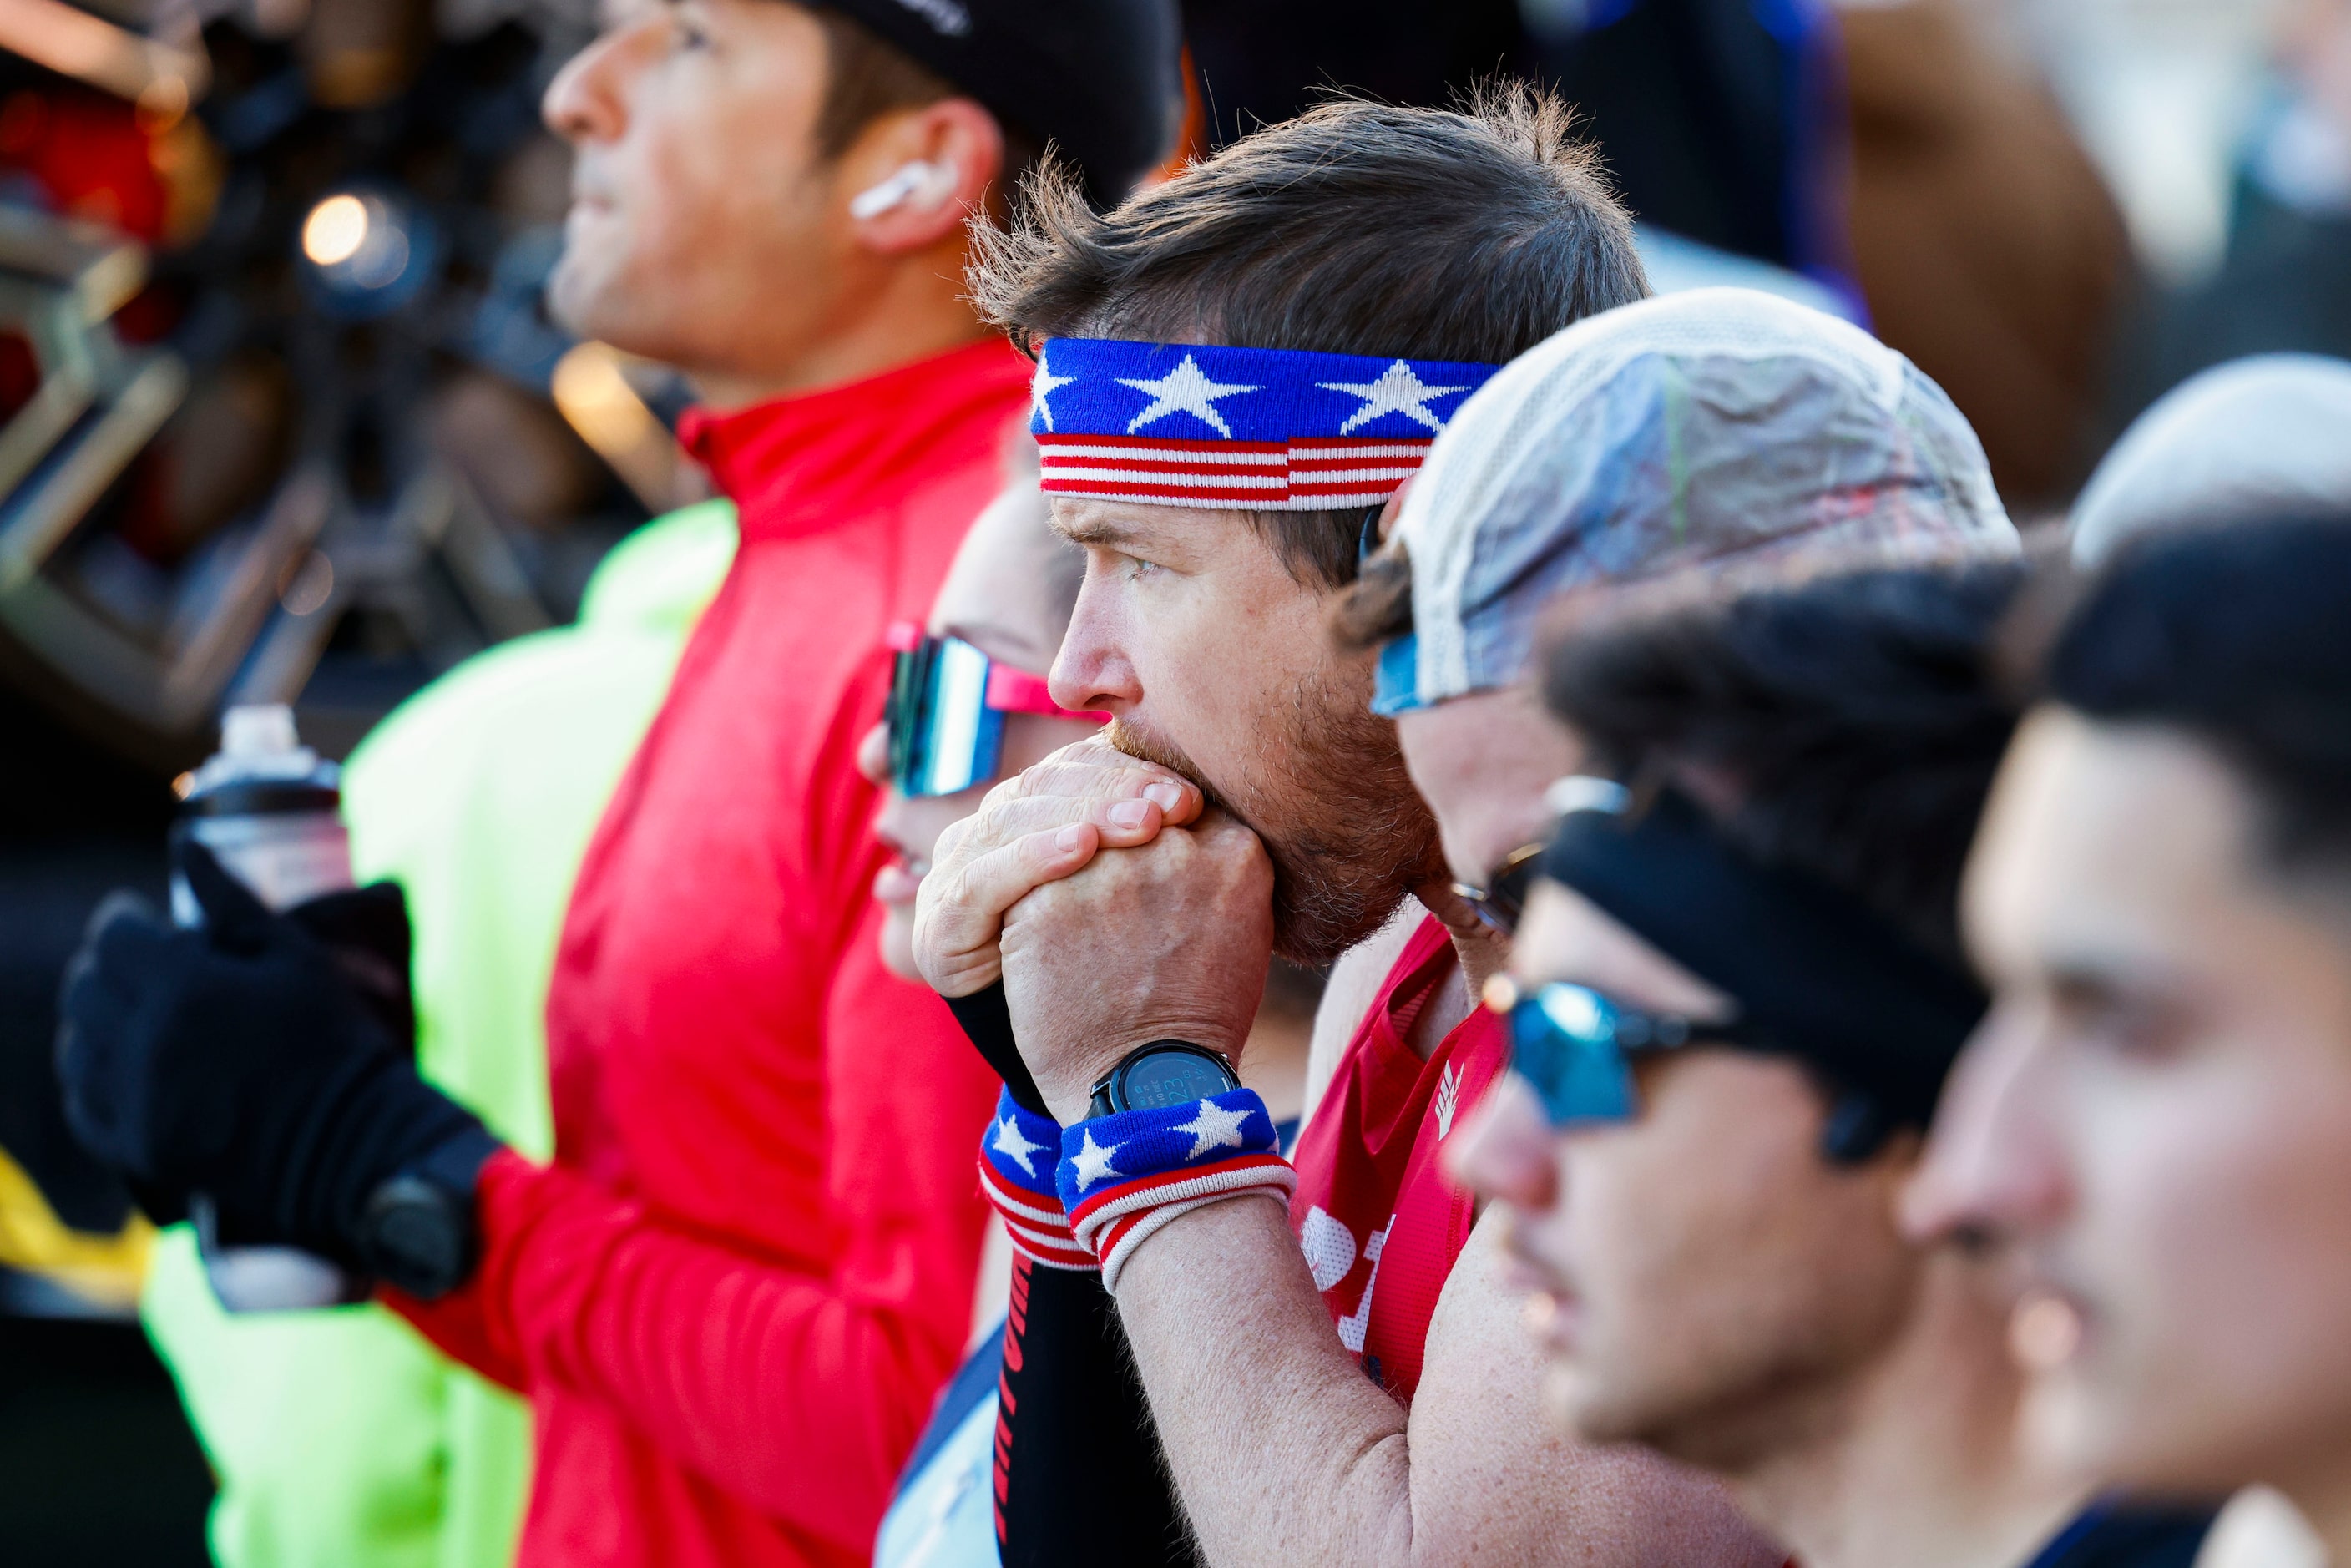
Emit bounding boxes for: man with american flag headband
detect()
[916,88,1786,1568]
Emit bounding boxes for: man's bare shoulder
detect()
[1301,898,1430,1127]
[1408,1211,1785,1566]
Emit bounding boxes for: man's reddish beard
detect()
[1105,703,1441,968]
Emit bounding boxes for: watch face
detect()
[362,1176,471,1300]
[1120,1048,1235,1111]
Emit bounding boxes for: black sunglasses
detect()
[1451,842,1544,935]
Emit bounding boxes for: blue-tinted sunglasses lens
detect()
[887,636,1005,797]
[1509,983,1639,1125]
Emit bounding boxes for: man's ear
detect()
[1377,475,1413,544]
[839,97,1004,255]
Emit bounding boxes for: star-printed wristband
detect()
[979,1088,1095,1272]
[1058,1088,1297,1292]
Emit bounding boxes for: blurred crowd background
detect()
[0,0,2345,1559]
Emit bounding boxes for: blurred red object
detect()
[0,85,169,243]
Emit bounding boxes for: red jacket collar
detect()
[677,338,1032,544]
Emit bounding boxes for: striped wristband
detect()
[978,1089,1096,1272]
[1058,1087,1296,1292]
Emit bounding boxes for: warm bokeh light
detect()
[0,0,210,113]
[301,194,367,266]
[550,341,684,510]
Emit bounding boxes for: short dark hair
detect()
[1544,562,2026,963]
[2044,514,2351,873]
[969,85,1649,589]
[811,11,1043,211]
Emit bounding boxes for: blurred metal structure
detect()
[0,0,670,770]
[0,207,206,746]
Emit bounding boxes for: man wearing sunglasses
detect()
[1449,560,2215,1568]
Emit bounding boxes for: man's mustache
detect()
[1103,718,1233,819]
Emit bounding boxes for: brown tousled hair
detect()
[968,84,1649,591]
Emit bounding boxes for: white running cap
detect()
[1377,287,2016,714]
[2070,353,2351,565]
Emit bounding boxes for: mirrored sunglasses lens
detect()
[1511,984,1637,1125]
[887,636,1006,797]
[887,646,927,786]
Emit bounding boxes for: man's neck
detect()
[1726,1257,2087,1568]
[689,243,991,412]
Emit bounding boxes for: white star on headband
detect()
[1319,359,1471,434]
[1030,348,1075,432]
[1117,354,1259,438]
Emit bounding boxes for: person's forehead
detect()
[1972,711,2265,977]
[1048,495,1242,551]
[1393,684,1545,754]
[1513,879,1731,1020]
[599,0,669,32]
[927,610,1049,675]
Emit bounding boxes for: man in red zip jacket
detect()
[53,3,1181,1565]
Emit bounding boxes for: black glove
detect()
[281,878,416,1051]
[55,842,497,1282]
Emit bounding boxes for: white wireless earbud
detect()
[848,159,955,220]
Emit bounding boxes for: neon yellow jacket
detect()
[140,500,736,1568]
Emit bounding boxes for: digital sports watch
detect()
[1087,1041,1241,1119]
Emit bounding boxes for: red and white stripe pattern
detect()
[1028,337,1499,512]
[1056,1089,1296,1292]
[981,1162,1097,1272]
[1035,434,1437,511]
[1075,1156,1298,1292]
[978,1090,1095,1272]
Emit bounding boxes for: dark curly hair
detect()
[2041,513,2351,874]
[1543,560,2028,964]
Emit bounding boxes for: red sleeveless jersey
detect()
[1289,915,1509,1402]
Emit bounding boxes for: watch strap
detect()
[358,1124,500,1300]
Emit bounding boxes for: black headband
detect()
[1537,787,1986,1133]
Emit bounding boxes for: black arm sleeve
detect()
[997,1257,1195,1567]
[943,982,1194,1565]
[945,982,1049,1115]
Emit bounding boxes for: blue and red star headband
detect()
[1029,338,1501,510]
